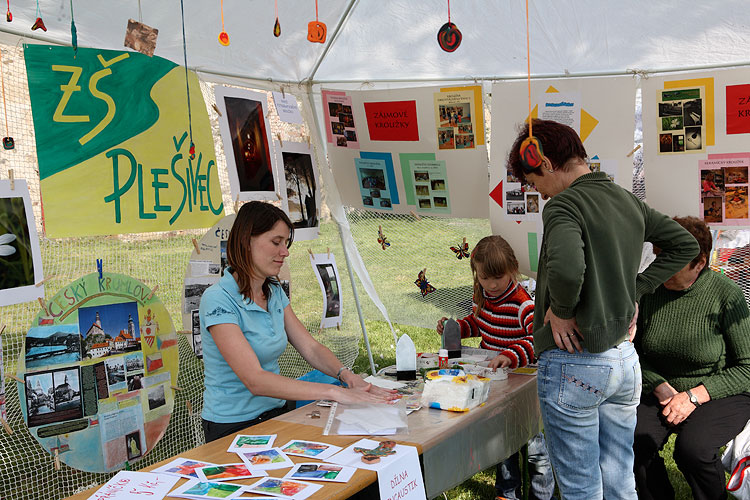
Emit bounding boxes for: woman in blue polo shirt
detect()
[200,201,395,442]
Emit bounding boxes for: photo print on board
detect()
[275,141,320,241]
[657,86,706,154]
[0,179,44,307]
[77,301,141,359]
[25,324,81,369]
[322,90,360,149]
[310,253,343,329]
[25,367,83,427]
[214,86,278,202]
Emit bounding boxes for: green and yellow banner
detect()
[25,45,224,237]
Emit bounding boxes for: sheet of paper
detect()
[283,462,357,483]
[195,463,267,482]
[85,471,179,500]
[237,448,295,471]
[279,439,342,461]
[169,478,245,500]
[328,438,414,471]
[227,434,276,452]
[244,477,322,500]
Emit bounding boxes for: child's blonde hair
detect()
[470,235,520,317]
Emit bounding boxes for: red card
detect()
[364,101,419,141]
[726,84,750,135]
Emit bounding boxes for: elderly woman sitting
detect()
[633,216,750,500]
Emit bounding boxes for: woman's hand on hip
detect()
[545,308,583,353]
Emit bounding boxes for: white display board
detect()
[642,67,750,227]
[489,76,639,277]
[324,85,489,218]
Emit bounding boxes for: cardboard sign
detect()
[727,84,750,135]
[377,445,426,500]
[364,100,419,141]
[24,45,223,237]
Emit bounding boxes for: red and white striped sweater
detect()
[457,281,535,369]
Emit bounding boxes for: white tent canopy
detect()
[1,1,749,84]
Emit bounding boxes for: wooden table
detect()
[63,373,540,500]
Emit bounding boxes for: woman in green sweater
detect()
[634,216,750,500]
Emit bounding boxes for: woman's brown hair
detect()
[470,235,520,317]
[226,201,294,301]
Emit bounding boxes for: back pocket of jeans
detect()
[559,364,612,410]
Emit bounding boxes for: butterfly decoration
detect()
[377,225,390,250]
[450,238,470,259]
[415,269,436,297]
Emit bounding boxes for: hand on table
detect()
[342,371,400,400]
[334,384,400,404]
[487,354,512,371]
[545,308,583,353]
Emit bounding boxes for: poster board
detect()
[643,68,750,227]
[0,179,44,306]
[489,76,638,277]
[24,45,224,237]
[324,85,489,218]
[214,86,279,203]
[17,272,179,472]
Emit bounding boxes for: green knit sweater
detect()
[636,269,750,399]
[533,172,699,355]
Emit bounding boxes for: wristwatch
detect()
[686,389,701,407]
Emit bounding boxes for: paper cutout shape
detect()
[307,21,326,43]
[449,240,469,259]
[218,31,230,46]
[31,17,46,31]
[437,22,461,52]
[274,17,281,37]
[124,19,158,57]
[377,226,390,250]
[353,440,397,464]
[414,269,436,297]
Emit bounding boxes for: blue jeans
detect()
[537,341,641,500]
[495,433,556,500]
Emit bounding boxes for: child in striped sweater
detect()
[436,235,555,500]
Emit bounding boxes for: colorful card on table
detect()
[168,478,244,499]
[284,462,356,483]
[279,439,342,460]
[244,477,322,500]
[195,463,267,482]
[237,448,294,471]
[152,457,217,479]
[85,471,179,500]
[227,434,276,452]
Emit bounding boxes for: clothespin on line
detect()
[186,400,193,416]
[146,284,159,301]
[307,248,314,259]
[177,330,191,335]
[327,247,330,258]
[410,210,421,221]
[462,236,467,247]
[171,385,183,392]
[626,144,641,158]
[276,191,282,201]
[192,238,200,254]
[281,85,285,98]
[212,103,222,117]
[305,135,311,147]
[8,169,14,190]
[1,417,12,435]
[54,448,61,470]
[234,195,240,214]
[0,324,5,336]
[38,297,50,317]
[276,133,283,147]
[35,275,56,287]
[96,259,103,280]
[7,373,24,384]
[336,323,340,331]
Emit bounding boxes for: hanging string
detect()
[447,0,451,24]
[275,0,278,20]
[0,49,9,139]
[35,0,40,18]
[525,0,532,139]
[220,0,225,34]
[179,0,195,158]
[315,0,318,22]
[6,0,11,22]
[137,0,142,23]
[70,0,78,56]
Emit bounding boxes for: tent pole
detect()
[302,83,377,376]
